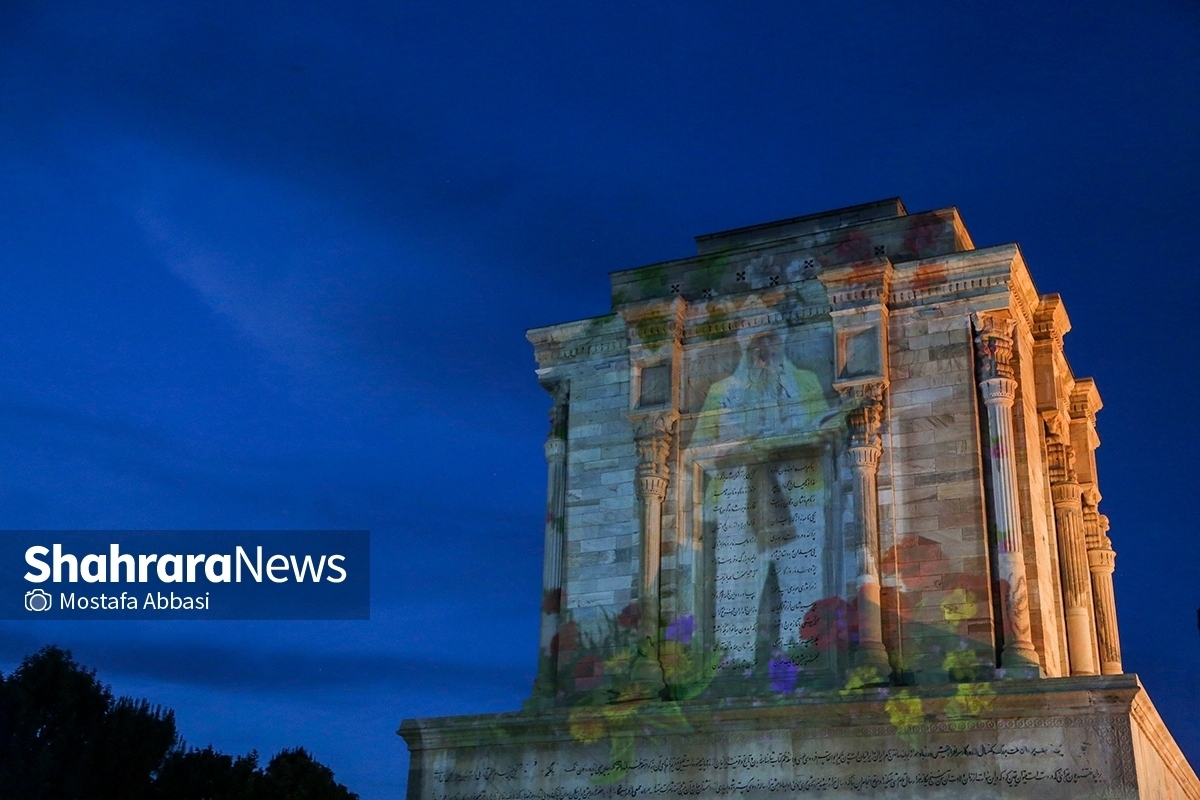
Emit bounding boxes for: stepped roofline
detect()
[694,198,908,254]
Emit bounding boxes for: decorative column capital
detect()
[1043,412,1079,490]
[1041,409,1069,443]
[631,411,677,499]
[979,377,1018,407]
[973,312,1017,382]
[631,409,678,442]
[846,447,881,469]
[1088,546,1116,574]
[544,438,566,460]
[1050,481,1082,507]
[840,382,885,452]
[544,380,570,441]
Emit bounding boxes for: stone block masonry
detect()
[404,198,1198,799]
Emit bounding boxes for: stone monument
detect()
[401,199,1199,799]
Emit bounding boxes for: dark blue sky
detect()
[1,1,1197,796]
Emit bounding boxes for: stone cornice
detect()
[1070,378,1103,423]
[610,207,966,306]
[527,315,627,368]
[817,258,893,310]
[1033,293,1071,349]
[573,244,1052,352]
[621,296,687,347]
[401,675,1146,751]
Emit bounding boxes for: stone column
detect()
[1044,414,1098,675]
[973,313,1040,673]
[843,384,890,677]
[533,382,569,699]
[629,410,676,697]
[1084,492,1122,674]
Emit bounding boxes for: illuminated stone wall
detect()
[403,199,1199,800]
[526,198,1120,703]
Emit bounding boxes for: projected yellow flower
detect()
[567,708,606,744]
[941,588,977,622]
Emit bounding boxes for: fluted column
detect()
[628,410,676,697]
[843,384,890,677]
[1044,416,1097,675]
[533,382,569,698]
[974,313,1040,673]
[1084,494,1122,674]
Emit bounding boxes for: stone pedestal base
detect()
[400,676,1199,800]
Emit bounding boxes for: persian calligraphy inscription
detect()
[706,454,826,666]
[424,718,1131,800]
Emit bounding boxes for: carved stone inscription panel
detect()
[706,454,825,665]
[417,714,1134,800]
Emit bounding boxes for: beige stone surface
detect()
[405,199,1198,798]
[402,677,1198,800]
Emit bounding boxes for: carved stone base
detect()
[401,675,1199,800]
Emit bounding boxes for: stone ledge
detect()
[401,676,1199,800]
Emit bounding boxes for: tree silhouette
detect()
[0,646,358,800]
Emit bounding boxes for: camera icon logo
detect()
[25,589,52,612]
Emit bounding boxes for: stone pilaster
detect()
[628,409,677,698]
[1043,412,1098,676]
[533,381,569,699]
[840,383,890,679]
[1071,379,1123,676]
[1085,492,1123,674]
[973,312,1040,674]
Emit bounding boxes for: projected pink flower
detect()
[573,655,604,692]
[800,596,855,652]
[555,621,580,657]
[617,602,639,629]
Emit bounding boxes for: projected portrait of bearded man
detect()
[694,330,829,443]
[696,330,834,668]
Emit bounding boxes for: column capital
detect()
[846,446,881,469]
[1043,413,1079,488]
[543,380,570,441]
[631,409,678,442]
[1050,481,1082,507]
[1041,409,1069,442]
[840,382,885,451]
[631,410,677,496]
[973,311,1017,382]
[979,377,1018,405]
[1088,546,1116,573]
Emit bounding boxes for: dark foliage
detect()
[0,646,357,800]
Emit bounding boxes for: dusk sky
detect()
[1,1,1198,796]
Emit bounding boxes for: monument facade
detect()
[401,199,1199,799]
